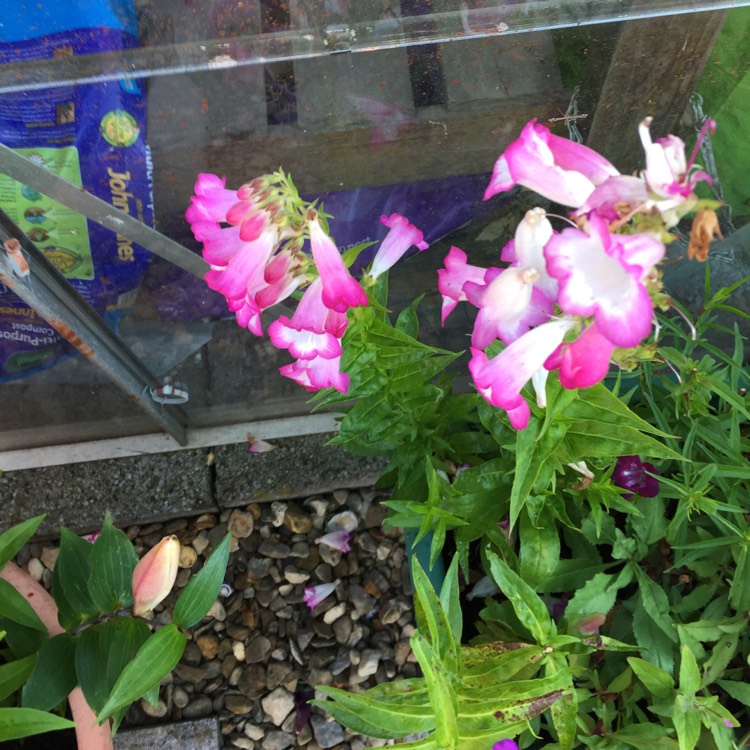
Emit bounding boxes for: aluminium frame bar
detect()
[0,208,188,445]
[0,144,207,279]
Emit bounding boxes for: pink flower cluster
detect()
[441,118,714,429]
[188,172,428,393]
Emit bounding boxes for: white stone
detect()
[261,686,294,726]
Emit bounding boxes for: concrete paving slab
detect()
[0,449,214,536]
[215,432,386,507]
[114,717,221,750]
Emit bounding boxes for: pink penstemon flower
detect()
[279,354,350,394]
[303,580,339,611]
[368,212,429,280]
[316,529,352,553]
[484,119,619,208]
[437,246,488,325]
[308,213,368,314]
[269,278,347,361]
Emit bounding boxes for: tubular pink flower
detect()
[466,267,553,348]
[308,216,368,313]
[550,321,616,389]
[510,208,558,300]
[469,318,576,430]
[269,278,346,360]
[186,173,241,225]
[279,354,350,394]
[132,535,181,617]
[484,120,619,207]
[316,529,352,553]
[369,213,429,279]
[544,214,664,348]
[437,246,488,325]
[303,580,339,611]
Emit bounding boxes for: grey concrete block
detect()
[215,433,386,507]
[0,449,215,536]
[114,717,220,750]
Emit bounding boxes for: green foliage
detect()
[173,533,232,628]
[309,263,749,748]
[0,516,232,741]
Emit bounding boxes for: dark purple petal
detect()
[613,455,660,498]
[294,689,315,734]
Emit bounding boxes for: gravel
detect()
[20,487,416,749]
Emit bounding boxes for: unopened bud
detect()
[132,535,181,616]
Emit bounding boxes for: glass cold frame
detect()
[0,0,748,453]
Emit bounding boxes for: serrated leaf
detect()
[412,560,457,670]
[0,516,45,570]
[678,644,701,696]
[0,707,75,741]
[627,657,674,699]
[634,565,678,643]
[487,552,553,644]
[173,533,232,629]
[97,623,186,722]
[21,634,77,712]
[88,516,139,613]
[674,693,701,750]
[519,511,560,588]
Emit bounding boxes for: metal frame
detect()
[0,207,189,445]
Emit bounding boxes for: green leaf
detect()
[439,555,462,646]
[611,724,678,749]
[519,511,560,588]
[564,569,632,622]
[0,707,75,741]
[509,420,568,527]
[678,644,701,696]
[634,565,678,643]
[314,684,435,736]
[22,634,77,711]
[486,552,553,644]
[0,580,47,632]
[96,624,186,722]
[53,527,99,624]
[0,516,45,570]
[76,617,151,714]
[717,679,750,707]
[0,617,46,659]
[395,293,424,339]
[674,693,701,750]
[88,515,138,612]
[549,690,577,750]
[412,559,457,670]
[0,655,37,703]
[729,544,750,613]
[410,632,458,750]
[627,657,674,699]
[173,533,232,629]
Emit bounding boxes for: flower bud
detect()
[132,535,181,616]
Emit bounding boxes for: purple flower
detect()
[294,688,315,734]
[613,455,660,498]
[303,580,339,611]
[316,530,352,553]
[493,740,520,750]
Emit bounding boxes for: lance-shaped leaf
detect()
[487,552,554,645]
[0,655,37,703]
[0,515,45,570]
[88,515,139,613]
[53,527,99,626]
[22,634,77,711]
[627,657,674,700]
[0,580,47,633]
[173,533,232,629]
[412,559,458,671]
[97,623,186,722]
[0,707,75,742]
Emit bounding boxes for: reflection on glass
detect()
[0,1,748,451]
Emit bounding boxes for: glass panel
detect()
[1,1,748,451]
